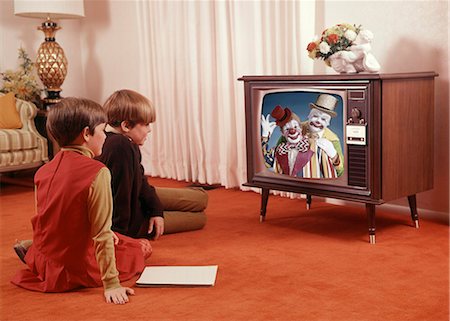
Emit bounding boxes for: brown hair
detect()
[103,89,156,127]
[46,97,107,147]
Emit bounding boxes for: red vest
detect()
[12,150,145,292]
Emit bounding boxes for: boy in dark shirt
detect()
[97,89,208,241]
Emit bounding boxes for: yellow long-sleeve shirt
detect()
[63,146,120,290]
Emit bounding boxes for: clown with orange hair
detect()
[261,105,313,177]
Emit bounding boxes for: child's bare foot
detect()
[13,240,31,264]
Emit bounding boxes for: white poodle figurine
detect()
[328,29,381,73]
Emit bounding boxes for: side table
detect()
[35,109,59,159]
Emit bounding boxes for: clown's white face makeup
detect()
[282,119,302,144]
[308,109,331,134]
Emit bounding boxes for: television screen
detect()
[257,89,348,186]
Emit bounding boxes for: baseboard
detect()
[0,175,34,188]
[244,187,449,224]
[324,197,449,224]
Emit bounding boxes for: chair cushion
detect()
[0,93,23,129]
[0,129,39,152]
[0,149,44,168]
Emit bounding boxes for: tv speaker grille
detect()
[348,146,367,187]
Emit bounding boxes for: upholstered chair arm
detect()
[15,98,49,162]
[16,98,38,131]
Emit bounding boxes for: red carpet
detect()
[0,177,448,321]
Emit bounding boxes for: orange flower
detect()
[306,42,317,52]
[327,34,339,44]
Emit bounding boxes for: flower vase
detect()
[326,45,381,74]
[327,52,364,74]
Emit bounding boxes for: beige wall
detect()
[78,0,143,104]
[319,0,449,213]
[0,0,85,98]
[1,0,448,215]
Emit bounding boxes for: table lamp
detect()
[14,0,85,106]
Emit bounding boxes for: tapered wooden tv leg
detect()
[260,188,269,222]
[407,194,420,228]
[366,203,376,244]
[306,194,312,210]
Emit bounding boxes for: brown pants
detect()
[155,187,208,234]
[14,188,208,261]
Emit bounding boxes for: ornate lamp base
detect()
[43,89,63,107]
[36,19,68,106]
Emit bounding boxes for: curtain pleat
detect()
[137,0,314,188]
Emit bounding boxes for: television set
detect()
[239,72,437,243]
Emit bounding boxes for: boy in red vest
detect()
[12,98,145,304]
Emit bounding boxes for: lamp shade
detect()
[14,0,85,19]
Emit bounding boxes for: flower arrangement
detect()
[1,48,43,108]
[306,23,362,66]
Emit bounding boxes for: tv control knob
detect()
[351,108,362,120]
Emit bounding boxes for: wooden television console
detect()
[239,72,437,244]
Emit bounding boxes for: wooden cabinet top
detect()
[239,72,438,82]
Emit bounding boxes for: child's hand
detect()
[112,231,119,245]
[104,286,135,304]
[148,216,164,240]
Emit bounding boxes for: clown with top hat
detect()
[301,94,344,179]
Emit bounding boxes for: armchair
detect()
[0,93,48,182]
